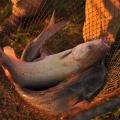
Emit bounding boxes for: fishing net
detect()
[0,0,120,119]
[84,0,120,97]
[82,0,120,119]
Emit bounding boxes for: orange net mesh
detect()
[82,0,120,99]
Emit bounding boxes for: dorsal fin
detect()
[56,49,72,59]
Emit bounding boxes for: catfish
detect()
[0,39,109,89]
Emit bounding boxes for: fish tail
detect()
[21,11,69,61]
[0,47,14,68]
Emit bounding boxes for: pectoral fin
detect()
[56,49,72,59]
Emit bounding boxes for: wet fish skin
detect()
[13,61,106,113]
[0,39,110,89]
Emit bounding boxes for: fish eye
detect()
[87,44,93,49]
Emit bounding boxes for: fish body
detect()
[0,39,109,89]
[13,61,106,113]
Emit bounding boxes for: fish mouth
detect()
[99,39,111,57]
[100,39,110,49]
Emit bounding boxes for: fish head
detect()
[72,39,110,68]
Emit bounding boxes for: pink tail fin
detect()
[3,46,19,61]
[21,11,69,61]
[46,10,55,30]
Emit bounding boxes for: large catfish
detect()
[0,45,108,114]
[0,39,109,90]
